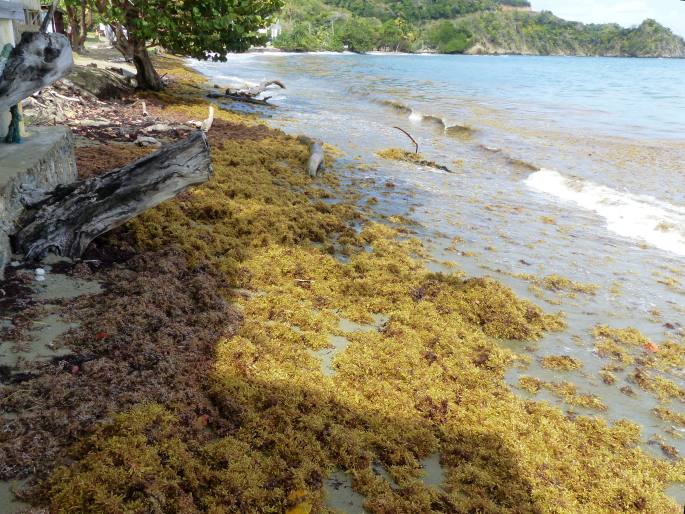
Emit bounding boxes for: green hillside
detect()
[273,0,685,57]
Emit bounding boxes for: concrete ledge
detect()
[0,126,77,275]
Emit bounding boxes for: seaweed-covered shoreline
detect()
[1,57,685,513]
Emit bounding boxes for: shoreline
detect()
[0,53,684,513]
[247,47,685,59]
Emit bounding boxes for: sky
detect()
[531,0,685,37]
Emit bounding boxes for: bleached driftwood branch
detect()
[207,79,286,106]
[228,79,285,97]
[14,131,212,260]
[308,142,325,177]
[298,136,325,177]
[0,23,73,111]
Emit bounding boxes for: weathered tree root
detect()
[14,131,212,260]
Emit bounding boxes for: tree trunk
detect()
[110,24,133,60]
[14,131,212,260]
[132,43,163,91]
[78,0,88,51]
[66,6,82,52]
[65,1,88,52]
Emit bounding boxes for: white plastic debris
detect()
[35,268,46,276]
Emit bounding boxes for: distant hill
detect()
[273,0,685,57]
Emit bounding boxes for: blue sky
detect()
[531,0,685,37]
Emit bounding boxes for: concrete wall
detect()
[0,126,77,275]
[0,17,14,139]
[0,18,13,43]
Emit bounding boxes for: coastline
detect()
[1,54,684,513]
[248,47,685,59]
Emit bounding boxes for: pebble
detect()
[35,268,46,276]
[135,135,162,147]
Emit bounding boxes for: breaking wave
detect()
[376,100,475,137]
[526,168,685,257]
[377,99,412,115]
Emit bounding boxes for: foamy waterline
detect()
[526,168,685,257]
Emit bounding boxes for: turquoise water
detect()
[197,53,685,137]
[191,53,685,492]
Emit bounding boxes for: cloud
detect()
[531,0,685,36]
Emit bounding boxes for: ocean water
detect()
[191,53,685,482]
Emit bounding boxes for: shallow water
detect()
[312,316,389,376]
[0,270,102,508]
[192,53,685,502]
[0,270,101,372]
[324,470,368,513]
[325,456,446,512]
[0,313,76,368]
[419,453,446,489]
[0,480,28,514]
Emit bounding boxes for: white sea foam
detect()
[525,168,685,257]
[214,75,258,88]
[409,110,423,122]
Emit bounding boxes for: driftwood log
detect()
[14,131,212,260]
[228,79,285,97]
[0,28,73,112]
[308,142,325,177]
[207,91,273,106]
[207,79,285,106]
[298,136,325,177]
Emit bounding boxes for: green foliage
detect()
[378,17,417,52]
[325,0,529,22]
[275,0,685,56]
[94,0,284,89]
[428,20,471,53]
[98,0,284,59]
[273,22,328,51]
[454,10,685,56]
[340,16,380,52]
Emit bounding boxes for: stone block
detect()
[0,126,77,276]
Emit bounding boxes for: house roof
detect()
[0,1,25,21]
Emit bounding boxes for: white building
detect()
[0,0,42,138]
[270,22,282,39]
[258,21,282,41]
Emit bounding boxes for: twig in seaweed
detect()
[393,126,419,154]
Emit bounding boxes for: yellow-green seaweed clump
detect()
[632,368,685,403]
[47,404,317,513]
[36,71,685,514]
[515,273,599,296]
[377,148,451,172]
[594,325,651,346]
[452,277,566,340]
[654,407,685,427]
[600,368,617,385]
[593,325,651,365]
[519,377,607,412]
[518,376,543,393]
[540,355,583,371]
[646,340,685,371]
[540,274,599,295]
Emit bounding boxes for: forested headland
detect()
[273,0,685,57]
